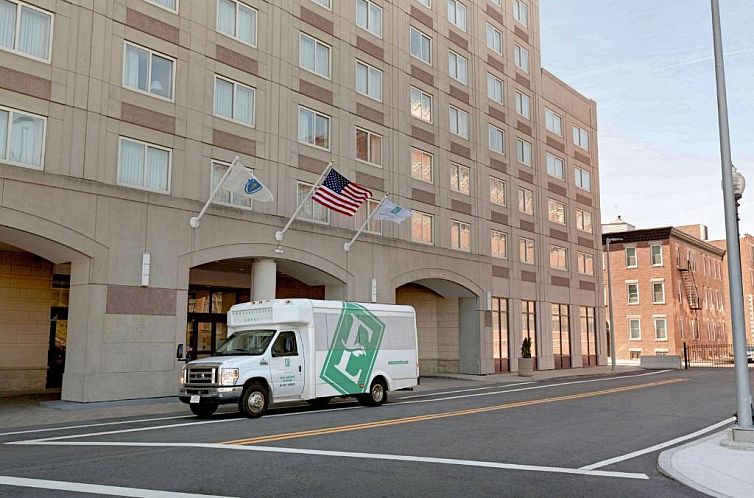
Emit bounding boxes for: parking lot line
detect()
[0,475,238,497]
[579,417,736,470]
[224,378,687,445]
[3,441,650,480]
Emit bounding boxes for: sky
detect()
[539,0,754,240]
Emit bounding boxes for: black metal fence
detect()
[684,342,754,368]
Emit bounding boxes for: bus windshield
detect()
[215,330,276,356]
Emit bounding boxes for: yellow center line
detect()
[222,378,687,446]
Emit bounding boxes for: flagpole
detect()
[275,161,333,242]
[189,156,239,229]
[344,194,389,252]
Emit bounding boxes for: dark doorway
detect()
[46,306,68,389]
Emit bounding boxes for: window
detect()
[651,244,663,266]
[652,281,665,304]
[625,247,637,267]
[0,106,45,169]
[450,162,470,194]
[355,198,382,234]
[356,128,382,166]
[578,252,594,275]
[356,0,382,37]
[123,42,174,100]
[410,87,433,122]
[211,160,252,209]
[298,107,330,149]
[574,167,591,192]
[513,0,529,27]
[489,177,506,206]
[629,350,642,360]
[412,211,433,244]
[655,349,669,356]
[550,246,568,270]
[491,230,507,259]
[118,137,171,193]
[214,76,255,126]
[551,304,570,366]
[271,331,298,357]
[492,298,509,369]
[514,44,529,72]
[516,139,532,166]
[410,26,432,64]
[489,125,505,154]
[0,0,52,61]
[520,237,535,264]
[356,60,383,101]
[515,91,531,119]
[447,0,467,31]
[217,0,257,46]
[299,32,331,78]
[522,300,537,357]
[576,209,592,233]
[449,106,469,139]
[417,0,431,7]
[545,108,562,136]
[546,154,564,180]
[148,0,178,12]
[297,181,329,223]
[487,73,504,103]
[580,307,597,365]
[311,0,331,8]
[629,318,641,340]
[411,148,433,183]
[486,23,502,54]
[548,199,566,225]
[627,282,639,304]
[451,220,470,252]
[654,317,668,340]
[448,50,469,84]
[573,126,590,150]
[518,187,533,215]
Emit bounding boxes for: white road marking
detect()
[6,370,675,444]
[396,370,673,405]
[397,382,535,399]
[0,475,238,497]
[0,415,193,437]
[580,417,736,470]
[9,441,650,480]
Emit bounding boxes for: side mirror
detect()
[176,344,184,360]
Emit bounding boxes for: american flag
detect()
[312,168,373,216]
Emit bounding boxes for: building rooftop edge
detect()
[601,227,726,256]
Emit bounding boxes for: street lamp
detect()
[711,0,753,438]
[605,237,623,372]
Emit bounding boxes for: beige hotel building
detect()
[0,0,604,401]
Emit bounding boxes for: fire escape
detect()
[679,265,702,310]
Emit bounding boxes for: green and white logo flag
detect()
[373,199,411,223]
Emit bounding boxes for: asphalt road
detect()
[0,369,744,497]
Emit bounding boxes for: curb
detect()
[657,430,729,498]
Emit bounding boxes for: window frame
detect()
[410,26,432,65]
[355,59,383,102]
[116,136,172,195]
[355,127,383,167]
[628,318,641,341]
[447,0,467,32]
[489,176,506,206]
[297,105,331,151]
[411,210,434,245]
[356,0,383,38]
[489,124,505,154]
[297,180,330,225]
[546,153,564,180]
[516,138,532,166]
[448,49,469,85]
[450,162,470,195]
[515,90,531,119]
[216,0,258,47]
[512,0,529,28]
[652,280,666,304]
[576,208,593,233]
[299,32,332,79]
[520,237,535,264]
[0,0,54,63]
[450,219,471,252]
[626,281,639,305]
[355,197,382,235]
[491,229,508,259]
[547,198,566,225]
[625,246,638,268]
[549,245,568,271]
[410,86,433,123]
[213,74,256,127]
[147,0,179,13]
[514,44,529,73]
[650,244,663,266]
[518,186,533,215]
[573,125,590,150]
[486,73,504,104]
[0,105,47,170]
[574,167,591,192]
[122,41,176,102]
[485,23,503,54]
[577,252,594,275]
[310,0,332,9]
[449,105,469,139]
[544,108,563,136]
[654,316,668,341]
[210,159,253,211]
[410,147,434,184]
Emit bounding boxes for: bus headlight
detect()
[220,368,239,386]
[180,368,187,385]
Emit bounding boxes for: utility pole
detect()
[710,0,753,436]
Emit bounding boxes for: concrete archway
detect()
[393,269,485,376]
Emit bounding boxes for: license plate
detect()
[189,395,200,404]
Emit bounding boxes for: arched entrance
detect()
[393,271,484,375]
[185,256,346,359]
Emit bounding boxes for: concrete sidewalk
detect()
[659,429,754,498]
[0,366,642,430]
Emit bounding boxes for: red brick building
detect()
[603,224,728,361]
[710,234,754,343]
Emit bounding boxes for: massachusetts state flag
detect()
[312,168,372,216]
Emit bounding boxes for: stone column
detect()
[458,296,483,374]
[252,259,277,300]
[570,304,584,368]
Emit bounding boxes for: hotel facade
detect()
[0,0,604,401]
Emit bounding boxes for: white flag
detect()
[219,161,274,202]
[374,199,412,223]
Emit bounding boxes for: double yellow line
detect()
[223,377,686,446]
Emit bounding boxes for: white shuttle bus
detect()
[179,299,419,418]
